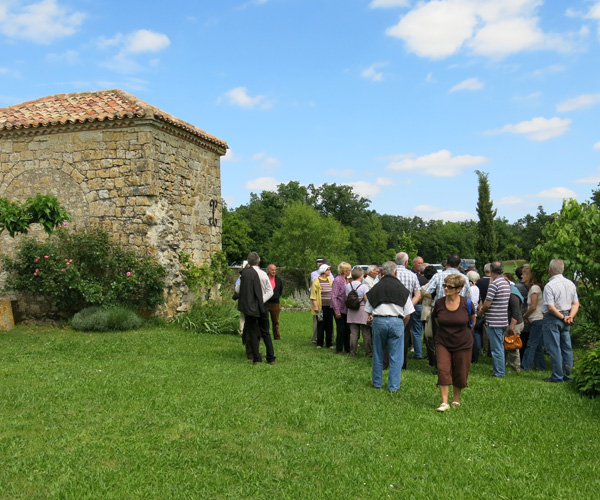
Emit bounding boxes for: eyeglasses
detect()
[443,284,460,290]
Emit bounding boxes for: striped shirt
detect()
[485,276,510,328]
[396,266,421,297]
[319,278,332,307]
[424,268,471,299]
[541,274,578,314]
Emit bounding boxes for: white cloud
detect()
[556,93,600,112]
[326,169,354,178]
[525,64,566,79]
[369,0,410,9]
[574,167,600,184]
[449,77,484,93]
[412,204,475,222]
[385,0,571,59]
[349,181,381,199]
[0,66,20,77]
[386,1,477,59]
[361,63,387,82]
[496,187,577,206]
[259,156,282,169]
[385,149,489,177]
[126,30,170,53]
[376,177,394,186]
[221,87,272,110]
[0,0,85,44]
[45,49,79,64]
[586,1,600,38]
[594,141,600,150]
[246,177,279,191]
[221,149,240,162]
[96,29,170,74]
[487,116,571,141]
[512,91,542,102]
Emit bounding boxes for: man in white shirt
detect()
[365,261,415,393]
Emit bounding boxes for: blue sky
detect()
[1,0,600,222]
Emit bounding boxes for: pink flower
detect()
[35,257,40,262]
[33,272,37,276]
[126,272,132,276]
[62,221,68,227]
[61,269,66,273]
[35,269,39,273]
[44,255,49,259]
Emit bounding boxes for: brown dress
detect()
[432,296,473,351]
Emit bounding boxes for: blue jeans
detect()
[521,319,546,371]
[487,326,506,377]
[372,316,404,392]
[543,314,573,381]
[410,305,423,358]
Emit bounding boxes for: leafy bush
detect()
[571,320,600,349]
[174,299,239,335]
[573,347,600,398]
[71,306,143,332]
[2,228,166,314]
[180,251,231,301]
[280,289,311,309]
[0,193,70,237]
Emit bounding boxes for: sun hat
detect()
[319,264,330,275]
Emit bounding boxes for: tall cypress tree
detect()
[475,170,498,266]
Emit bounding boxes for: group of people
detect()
[236,250,580,412]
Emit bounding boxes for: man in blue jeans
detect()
[365,261,415,393]
[480,262,511,377]
[541,259,579,383]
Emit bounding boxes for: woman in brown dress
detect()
[432,273,476,412]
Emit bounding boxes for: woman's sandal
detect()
[436,403,450,412]
[451,402,461,408]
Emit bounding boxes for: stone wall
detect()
[0,118,224,318]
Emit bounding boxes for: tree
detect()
[475,170,498,266]
[515,206,554,260]
[592,183,600,207]
[221,209,252,265]
[268,202,350,288]
[530,199,600,325]
[308,183,371,226]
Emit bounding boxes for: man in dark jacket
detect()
[265,264,284,340]
[237,252,276,365]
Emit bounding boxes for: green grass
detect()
[0,311,599,499]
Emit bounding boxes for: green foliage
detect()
[530,199,600,326]
[221,209,252,264]
[279,289,311,309]
[571,321,600,349]
[180,250,231,302]
[174,298,239,335]
[2,228,166,313]
[71,306,143,332]
[573,347,600,398]
[475,170,498,266]
[0,194,71,237]
[515,206,554,260]
[268,202,350,288]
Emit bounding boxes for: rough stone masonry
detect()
[0,89,228,320]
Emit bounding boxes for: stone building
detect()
[0,89,227,318]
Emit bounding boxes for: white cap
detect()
[319,264,330,275]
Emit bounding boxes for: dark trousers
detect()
[245,313,275,363]
[472,318,484,363]
[267,302,281,339]
[335,313,350,353]
[317,306,334,347]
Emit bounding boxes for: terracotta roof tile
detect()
[0,89,227,149]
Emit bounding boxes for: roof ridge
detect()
[0,89,227,149]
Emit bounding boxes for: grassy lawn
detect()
[1,311,599,499]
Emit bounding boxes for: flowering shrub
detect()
[1,228,166,314]
[174,298,239,335]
